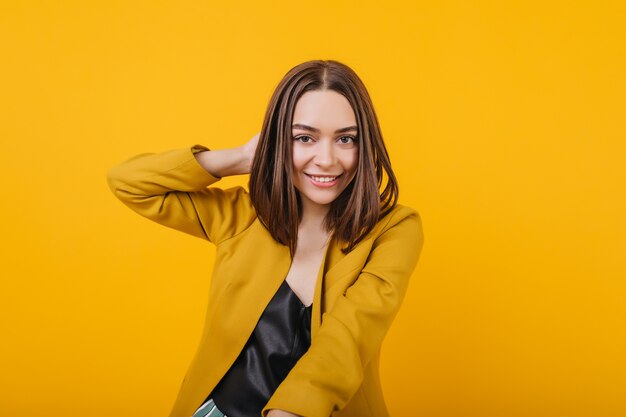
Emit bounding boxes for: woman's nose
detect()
[314,139,335,167]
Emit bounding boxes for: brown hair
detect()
[249,59,399,257]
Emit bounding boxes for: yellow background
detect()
[1,1,624,416]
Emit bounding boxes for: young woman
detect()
[107,60,424,417]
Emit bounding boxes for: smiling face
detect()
[291,89,359,218]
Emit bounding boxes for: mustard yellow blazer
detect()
[107,144,424,417]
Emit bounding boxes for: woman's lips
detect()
[305,173,342,188]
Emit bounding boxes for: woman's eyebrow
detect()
[292,123,358,134]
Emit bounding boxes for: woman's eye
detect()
[338,136,356,144]
[294,135,312,143]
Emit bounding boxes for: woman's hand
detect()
[266,409,302,417]
[240,132,260,174]
[193,132,260,177]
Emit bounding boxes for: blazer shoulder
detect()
[376,203,423,235]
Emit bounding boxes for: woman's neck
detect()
[299,202,330,230]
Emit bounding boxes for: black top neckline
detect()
[284,279,313,309]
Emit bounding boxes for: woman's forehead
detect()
[291,91,357,133]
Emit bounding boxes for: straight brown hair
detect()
[249,59,399,257]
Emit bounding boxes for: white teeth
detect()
[310,175,337,183]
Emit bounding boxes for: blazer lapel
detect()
[311,235,362,339]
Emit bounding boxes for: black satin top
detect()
[207,279,313,417]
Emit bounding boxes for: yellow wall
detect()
[1,1,624,416]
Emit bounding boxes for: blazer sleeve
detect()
[262,208,424,417]
[106,144,256,244]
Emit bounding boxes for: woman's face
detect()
[291,89,359,215]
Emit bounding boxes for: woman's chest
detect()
[208,222,369,328]
[283,247,324,307]
[284,229,330,307]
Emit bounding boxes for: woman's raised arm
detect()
[106,133,260,244]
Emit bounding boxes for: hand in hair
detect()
[192,132,260,178]
[240,131,260,174]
